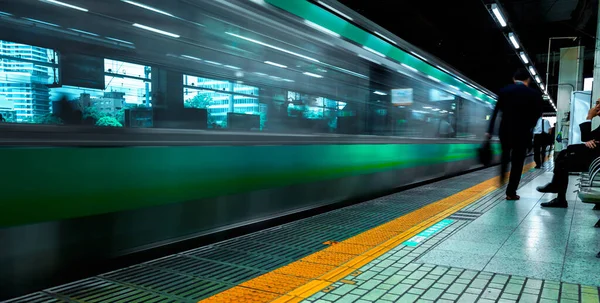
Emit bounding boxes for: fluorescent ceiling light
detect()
[539,83,545,91]
[449,85,459,91]
[491,4,507,27]
[265,61,287,68]
[205,60,222,66]
[317,1,353,20]
[374,31,397,45]
[464,92,472,96]
[508,32,520,49]
[254,72,267,76]
[40,0,88,12]
[401,63,418,72]
[0,11,13,16]
[535,75,541,83]
[363,46,386,58]
[69,28,99,36]
[432,108,440,111]
[133,23,179,38]
[23,17,59,27]
[423,106,432,109]
[106,37,134,45]
[226,32,319,63]
[122,0,174,17]
[374,91,387,95]
[528,66,537,76]
[519,52,529,64]
[303,72,323,78]
[225,65,241,70]
[304,20,340,37]
[358,54,381,65]
[427,75,441,83]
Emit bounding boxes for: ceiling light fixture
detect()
[528,66,537,76]
[374,91,387,95]
[508,32,520,49]
[491,3,507,27]
[519,52,529,64]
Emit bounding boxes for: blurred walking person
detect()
[533,117,551,168]
[487,69,544,200]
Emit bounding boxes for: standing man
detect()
[487,69,544,200]
[533,117,551,168]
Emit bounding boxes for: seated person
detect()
[537,99,600,208]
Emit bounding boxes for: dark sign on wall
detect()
[60,52,105,89]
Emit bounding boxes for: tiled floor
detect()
[303,166,600,303]
[419,171,600,287]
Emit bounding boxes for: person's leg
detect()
[540,145,598,207]
[506,145,527,198]
[500,143,511,186]
[541,142,547,166]
[533,135,542,168]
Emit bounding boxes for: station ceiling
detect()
[339,0,598,113]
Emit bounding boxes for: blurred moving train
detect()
[0,0,499,298]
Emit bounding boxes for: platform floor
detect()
[5,161,600,303]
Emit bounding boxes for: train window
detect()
[183,74,262,129]
[0,40,58,123]
[0,39,152,127]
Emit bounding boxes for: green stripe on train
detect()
[0,143,500,227]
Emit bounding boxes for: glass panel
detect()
[0,41,58,122]
[183,75,261,129]
[0,40,151,127]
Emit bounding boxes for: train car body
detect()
[0,0,499,298]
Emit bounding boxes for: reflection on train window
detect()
[0,39,151,127]
[50,59,152,127]
[0,40,58,123]
[183,74,261,129]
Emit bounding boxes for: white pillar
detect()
[591,4,600,129]
[555,46,584,153]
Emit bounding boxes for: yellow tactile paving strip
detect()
[198,162,537,303]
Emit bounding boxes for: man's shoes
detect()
[537,183,559,193]
[506,194,520,200]
[540,198,568,208]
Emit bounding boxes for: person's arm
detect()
[580,106,599,142]
[487,94,502,137]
